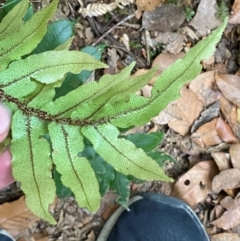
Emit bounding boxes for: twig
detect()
[92,11,137,46]
[144,29,151,67]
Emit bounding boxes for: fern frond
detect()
[0,0,58,69]
[81,123,172,181]
[0,50,106,98]
[11,110,56,224]
[0,0,28,40]
[78,0,134,17]
[92,18,228,128]
[48,123,101,211]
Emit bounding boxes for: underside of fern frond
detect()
[0,0,228,223]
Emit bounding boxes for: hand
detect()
[0,103,14,189]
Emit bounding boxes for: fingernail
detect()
[0,103,11,138]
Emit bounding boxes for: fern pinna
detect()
[0,0,227,223]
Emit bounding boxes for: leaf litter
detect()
[1,0,240,240]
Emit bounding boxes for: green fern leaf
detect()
[0,0,58,69]
[91,18,228,128]
[48,122,101,211]
[41,63,154,119]
[81,124,172,181]
[54,37,74,51]
[0,0,28,40]
[110,171,130,209]
[11,110,56,224]
[0,50,106,98]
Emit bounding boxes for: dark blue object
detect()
[97,193,210,241]
[0,229,15,241]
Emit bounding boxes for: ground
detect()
[1,0,240,240]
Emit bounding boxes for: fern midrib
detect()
[27,115,50,218]
[96,32,219,124]
[95,126,162,177]
[61,125,93,210]
[52,71,128,118]
[0,62,92,89]
[78,73,153,121]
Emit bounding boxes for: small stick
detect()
[92,11,137,46]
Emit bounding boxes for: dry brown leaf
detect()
[230,144,240,170]
[189,71,219,106]
[216,117,239,144]
[229,0,240,24]
[189,0,221,37]
[211,152,231,171]
[150,52,184,85]
[211,232,240,241]
[220,195,240,210]
[154,86,203,135]
[136,0,164,11]
[154,32,184,54]
[86,230,95,241]
[0,196,40,237]
[212,206,240,230]
[141,85,152,97]
[191,119,223,147]
[220,96,237,132]
[212,168,240,194]
[171,161,219,207]
[142,4,185,31]
[216,74,240,108]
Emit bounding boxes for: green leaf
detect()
[91,18,228,128]
[54,36,74,51]
[0,0,59,69]
[48,122,101,211]
[80,140,115,197]
[147,151,176,167]
[109,171,130,209]
[0,0,28,40]
[54,45,106,99]
[123,132,165,152]
[32,20,75,54]
[81,123,172,182]
[0,50,107,98]
[53,168,74,198]
[0,0,21,21]
[11,110,56,224]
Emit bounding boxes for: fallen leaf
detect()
[220,195,240,210]
[154,86,203,135]
[212,168,240,194]
[216,74,240,108]
[191,119,223,147]
[191,102,220,133]
[0,196,40,237]
[220,96,237,133]
[142,4,185,32]
[189,71,219,106]
[141,85,152,97]
[171,161,219,207]
[189,0,221,37]
[211,152,231,171]
[230,144,240,170]
[86,230,95,241]
[216,117,239,144]
[150,52,184,85]
[211,232,240,241]
[136,0,164,11]
[229,0,240,24]
[180,137,206,155]
[212,206,240,230]
[154,32,184,54]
